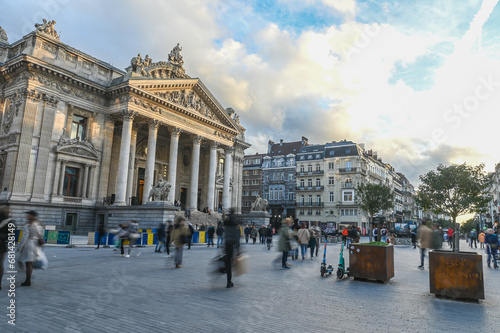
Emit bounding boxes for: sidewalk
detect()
[1,238,498,332]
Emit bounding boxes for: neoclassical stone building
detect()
[0,22,250,231]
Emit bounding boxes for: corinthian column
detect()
[168,127,181,204]
[207,142,218,212]
[189,135,203,211]
[126,125,139,202]
[222,146,234,213]
[143,119,160,204]
[114,110,137,206]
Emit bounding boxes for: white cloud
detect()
[2,0,498,184]
[322,0,357,19]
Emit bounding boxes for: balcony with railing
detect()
[296,185,324,191]
[268,199,296,206]
[342,182,354,189]
[296,202,324,207]
[296,170,324,176]
[338,167,367,174]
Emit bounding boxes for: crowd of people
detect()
[3,206,500,291]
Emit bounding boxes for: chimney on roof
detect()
[301,136,308,146]
[373,151,378,160]
[268,140,275,153]
[359,143,365,150]
[280,139,283,146]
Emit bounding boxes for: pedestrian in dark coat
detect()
[207,225,215,247]
[223,211,241,288]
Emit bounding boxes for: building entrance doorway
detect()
[137,168,145,204]
[180,187,187,210]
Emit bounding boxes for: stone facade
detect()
[0,21,250,232]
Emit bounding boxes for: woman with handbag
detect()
[17,210,45,286]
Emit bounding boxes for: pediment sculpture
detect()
[127,44,188,79]
[154,90,220,123]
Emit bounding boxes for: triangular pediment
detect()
[56,138,100,160]
[127,79,241,135]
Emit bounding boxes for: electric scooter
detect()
[320,236,334,277]
[337,239,350,279]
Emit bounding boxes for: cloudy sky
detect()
[2,0,499,185]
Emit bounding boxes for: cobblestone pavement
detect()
[1,237,499,332]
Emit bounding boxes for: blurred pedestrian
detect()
[380,226,388,243]
[207,224,215,247]
[478,229,486,249]
[223,209,241,287]
[258,225,265,244]
[291,224,299,260]
[216,222,224,248]
[0,206,13,289]
[278,218,293,269]
[18,210,45,286]
[95,220,106,249]
[244,225,251,243]
[469,229,477,248]
[165,220,173,257]
[308,228,316,259]
[311,222,321,257]
[251,225,258,244]
[117,223,129,257]
[417,223,432,270]
[410,228,417,249]
[187,223,194,249]
[155,221,166,253]
[447,227,453,248]
[485,228,499,268]
[297,223,310,260]
[171,216,189,268]
[266,224,273,250]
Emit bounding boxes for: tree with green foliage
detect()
[417,163,491,252]
[357,183,393,241]
[460,218,476,234]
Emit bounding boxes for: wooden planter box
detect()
[429,250,484,300]
[349,244,394,282]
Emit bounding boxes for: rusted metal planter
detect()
[429,250,484,300]
[349,244,394,283]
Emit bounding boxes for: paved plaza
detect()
[1,237,499,332]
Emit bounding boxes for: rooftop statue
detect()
[0,26,7,43]
[168,43,184,66]
[35,19,59,40]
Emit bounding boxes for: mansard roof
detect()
[268,140,306,156]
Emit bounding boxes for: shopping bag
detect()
[234,254,249,276]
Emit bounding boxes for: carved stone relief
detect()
[154,90,220,123]
[2,100,14,134]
